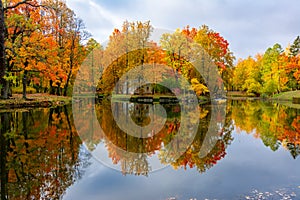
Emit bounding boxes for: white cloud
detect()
[66,0,300,59]
[66,0,123,43]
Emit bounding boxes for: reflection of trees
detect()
[0,106,89,200]
[95,101,172,176]
[105,142,151,176]
[72,98,103,151]
[231,100,300,158]
[160,103,233,173]
[130,103,151,127]
[94,100,233,175]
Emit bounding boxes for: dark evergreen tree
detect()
[290,36,300,56]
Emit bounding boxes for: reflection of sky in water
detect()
[91,143,166,173]
[64,129,300,200]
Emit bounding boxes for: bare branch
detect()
[4,0,29,11]
[4,0,50,12]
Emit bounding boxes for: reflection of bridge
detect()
[129,96,180,104]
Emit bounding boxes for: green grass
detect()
[12,86,36,94]
[227,91,257,97]
[111,94,132,99]
[271,90,300,101]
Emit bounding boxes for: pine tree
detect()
[290,36,300,56]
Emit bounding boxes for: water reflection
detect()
[66,100,300,200]
[1,100,300,199]
[230,100,300,158]
[73,99,233,175]
[0,106,90,200]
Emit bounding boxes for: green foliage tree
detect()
[232,40,300,96]
[260,44,283,94]
[290,36,300,57]
[233,56,262,95]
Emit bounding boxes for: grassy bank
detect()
[271,90,300,101]
[0,93,210,109]
[0,94,72,109]
[227,91,257,98]
[2,91,299,110]
[227,90,300,102]
[226,91,260,100]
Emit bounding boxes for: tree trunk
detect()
[56,83,61,96]
[0,1,7,99]
[22,70,28,99]
[49,80,55,95]
[64,63,72,96]
[64,38,75,96]
[64,72,71,96]
[1,81,9,99]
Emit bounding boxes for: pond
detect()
[0,100,300,200]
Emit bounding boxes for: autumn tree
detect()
[159,26,231,98]
[101,28,125,94]
[160,29,211,97]
[232,56,262,95]
[63,18,89,96]
[44,0,89,96]
[285,36,300,89]
[0,0,90,98]
[100,21,153,95]
[4,0,52,99]
[0,0,42,98]
[160,29,189,84]
[232,36,300,95]
[182,25,235,90]
[78,38,103,93]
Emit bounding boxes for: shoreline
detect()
[1,93,299,110]
[0,94,72,110]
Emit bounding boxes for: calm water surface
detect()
[1,100,300,200]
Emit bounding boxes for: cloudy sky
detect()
[66,0,300,59]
